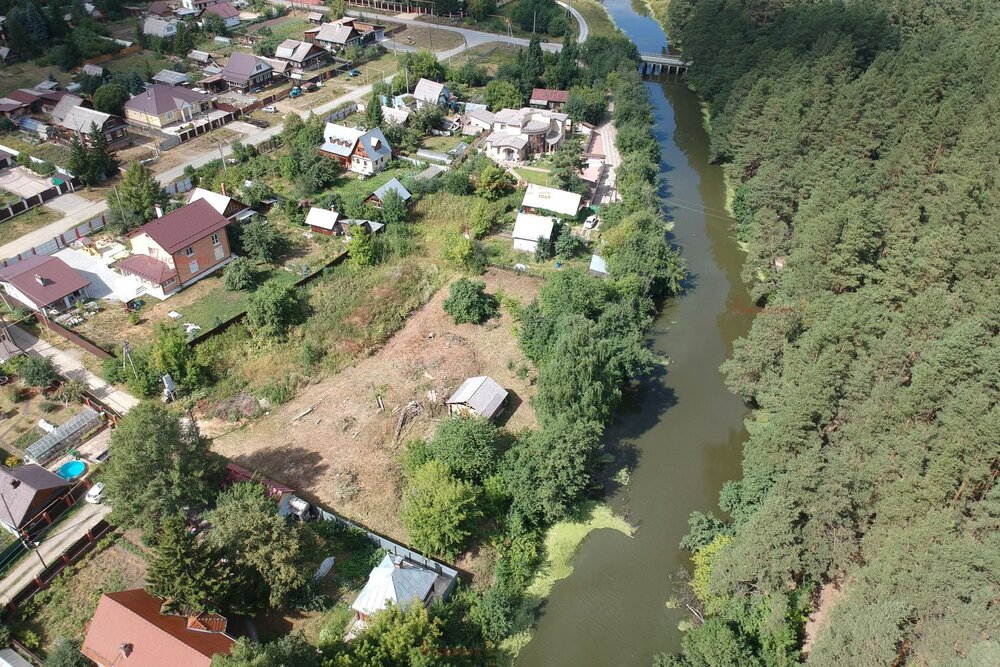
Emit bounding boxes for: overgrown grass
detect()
[0,134,73,167]
[102,50,176,78]
[572,0,621,39]
[513,167,555,187]
[0,206,64,248]
[0,61,71,94]
[499,502,633,659]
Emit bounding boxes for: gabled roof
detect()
[0,255,91,309]
[152,69,191,86]
[352,554,438,618]
[357,127,391,162]
[143,16,177,37]
[312,21,358,45]
[147,1,171,15]
[81,64,105,77]
[131,199,230,255]
[274,39,323,64]
[124,85,210,116]
[202,2,239,19]
[82,589,235,667]
[513,212,555,243]
[486,132,528,150]
[529,88,569,104]
[465,106,494,125]
[51,94,85,123]
[305,207,339,231]
[321,122,363,157]
[371,177,411,203]
[381,105,410,125]
[521,184,582,217]
[222,53,271,83]
[446,376,509,419]
[60,106,113,134]
[0,464,71,528]
[187,187,247,218]
[5,89,39,105]
[413,78,446,104]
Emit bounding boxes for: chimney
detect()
[34,273,44,286]
[220,182,226,196]
[119,643,133,658]
[154,205,163,218]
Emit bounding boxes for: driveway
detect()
[55,247,143,303]
[0,166,51,199]
[8,325,140,415]
[0,502,112,605]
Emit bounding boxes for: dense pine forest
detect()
[659,0,999,665]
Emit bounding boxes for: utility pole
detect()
[217,139,227,172]
[1,477,47,570]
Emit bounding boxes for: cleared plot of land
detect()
[390,24,466,52]
[211,268,541,542]
[0,63,72,95]
[0,206,63,248]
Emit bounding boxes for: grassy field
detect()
[421,133,466,153]
[0,134,73,167]
[573,0,621,39]
[101,50,178,78]
[324,165,420,205]
[0,62,71,95]
[513,166,556,187]
[0,206,63,248]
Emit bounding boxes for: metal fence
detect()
[0,215,105,267]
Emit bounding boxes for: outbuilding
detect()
[365,178,411,209]
[511,212,555,254]
[446,376,509,420]
[305,207,340,236]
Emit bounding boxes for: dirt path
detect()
[211,269,542,541]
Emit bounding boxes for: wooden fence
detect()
[3,520,114,613]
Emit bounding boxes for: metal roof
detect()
[522,184,582,217]
[372,177,411,203]
[305,207,339,231]
[351,554,438,617]
[447,376,508,419]
[152,69,191,86]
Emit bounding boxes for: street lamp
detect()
[1,476,47,569]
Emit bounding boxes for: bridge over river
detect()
[639,52,693,76]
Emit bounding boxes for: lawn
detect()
[421,133,465,153]
[513,166,556,187]
[101,49,178,78]
[0,206,64,249]
[323,165,420,206]
[389,23,466,52]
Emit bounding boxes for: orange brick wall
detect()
[171,228,231,285]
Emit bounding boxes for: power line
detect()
[661,196,734,220]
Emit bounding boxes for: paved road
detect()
[0,501,111,605]
[558,1,589,42]
[8,325,140,415]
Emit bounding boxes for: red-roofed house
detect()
[200,2,241,29]
[82,589,235,667]
[0,255,91,313]
[117,199,234,298]
[529,88,569,110]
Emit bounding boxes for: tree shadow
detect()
[232,446,331,491]
[494,388,524,429]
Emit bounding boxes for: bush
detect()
[223,256,258,291]
[443,278,499,325]
[18,355,57,388]
[401,460,480,559]
[427,416,501,482]
[45,637,90,667]
[246,279,305,340]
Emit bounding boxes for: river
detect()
[516,1,754,665]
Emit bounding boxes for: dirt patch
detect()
[210,268,541,542]
[802,580,847,655]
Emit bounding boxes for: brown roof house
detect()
[123,85,213,130]
[273,39,328,71]
[220,53,272,93]
[82,589,236,667]
[0,256,91,313]
[200,2,240,29]
[56,106,129,151]
[529,88,570,110]
[117,199,234,299]
[0,464,72,533]
[446,376,509,420]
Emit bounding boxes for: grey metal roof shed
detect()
[446,376,508,420]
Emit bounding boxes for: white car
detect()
[262,106,278,113]
[583,215,599,229]
[85,482,105,504]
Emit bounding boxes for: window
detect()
[214,245,225,261]
[211,233,220,246]
[165,111,175,121]
[189,260,199,274]
[184,246,194,256]
[163,277,176,287]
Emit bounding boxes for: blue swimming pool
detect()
[56,459,86,480]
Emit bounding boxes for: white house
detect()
[319,123,392,176]
[351,554,441,622]
[511,213,555,254]
[480,107,569,163]
[143,16,178,39]
[0,256,91,312]
[412,78,450,109]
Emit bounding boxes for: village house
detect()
[147,0,172,16]
[151,69,192,87]
[273,39,328,71]
[521,183,582,218]
[187,186,254,221]
[200,1,240,29]
[304,17,384,52]
[319,123,392,176]
[511,212,556,254]
[352,554,444,623]
[0,149,15,170]
[123,85,213,129]
[305,206,340,236]
[0,464,72,534]
[56,105,129,150]
[143,16,178,39]
[117,199,234,298]
[481,107,569,162]
[181,0,222,10]
[49,94,85,124]
[381,105,410,125]
[446,376,509,420]
[81,63,106,78]
[220,53,273,92]
[0,256,91,313]
[82,589,236,667]
[412,78,451,109]
[529,87,570,110]
[464,106,494,134]
[365,178,411,209]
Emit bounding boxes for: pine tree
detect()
[89,123,120,180]
[365,93,384,130]
[68,137,99,186]
[147,515,232,614]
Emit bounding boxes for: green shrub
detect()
[443,278,499,325]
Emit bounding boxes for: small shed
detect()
[151,69,191,87]
[305,207,340,236]
[589,254,608,278]
[352,554,439,622]
[512,212,555,254]
[365,178,411,209]
[446,376,508,421]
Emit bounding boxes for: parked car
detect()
[348,69,361,77]
[263,106,278,113]
[85,482,105,504]
[583,214,599,229]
